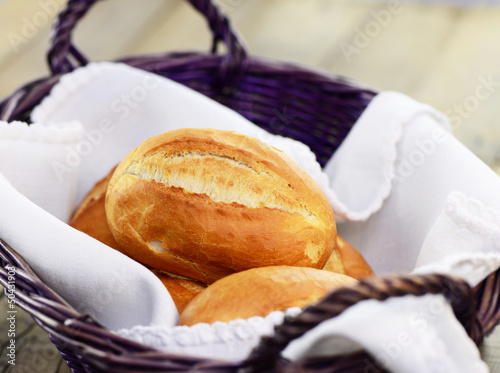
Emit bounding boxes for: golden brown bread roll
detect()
[69,166,120,250]
[150,269,207,313]
[105,128,337,284]
[70,167,374,288]
[323,236,374,280]
[179,266,357,326]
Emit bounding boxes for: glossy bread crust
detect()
[105,128,337,283]
[179,266,357,325]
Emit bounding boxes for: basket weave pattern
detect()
[0,0,500,372]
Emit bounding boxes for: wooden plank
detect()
[0,0,65,70]
[0,0,177,99]
[0,290,72,372]
[322,3,463,93]
[214,0,371,69]
[130,0,213,55]
[482,324,500,373]
[0,34,52,100]
[73,0,180,60]
[410,8,500,167]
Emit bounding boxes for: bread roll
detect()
[69,166,120,250]
[179,266,357,325]
[150,269,207,313]
[105,128,337,284]
[324,236,374,280]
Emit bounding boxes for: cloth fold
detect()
[282,294,488,373]
[0,173,178,331]
[0,120,82,222]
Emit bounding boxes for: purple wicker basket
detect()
[1,0,500,372]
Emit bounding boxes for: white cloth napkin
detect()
[0,121,81,222]
[0,61,498,371]
[0,172,178,331]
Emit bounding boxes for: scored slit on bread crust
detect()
[122,150,317,220]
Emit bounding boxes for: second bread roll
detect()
[323,236,374,280]
[179,266,357,325]
[105,128,337,284]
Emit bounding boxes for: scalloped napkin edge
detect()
[415,191,500,285]
[325,91,452,222]
[0,120,82,143]
[116,307,302,361]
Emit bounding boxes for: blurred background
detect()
[1,0,500,371]
[1,0,500,171]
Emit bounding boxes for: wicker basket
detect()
[1,0,500,372]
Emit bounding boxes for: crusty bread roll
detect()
[179,266,357,326]
[324,236,374,280]
[323,241,346,275]
[150,269,207,313]
[69,166,120,250]
[105,128,337,284]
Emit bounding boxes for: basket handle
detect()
[244,273,481,372]
[47,0,248,88]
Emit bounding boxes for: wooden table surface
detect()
[2,0,500,371]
